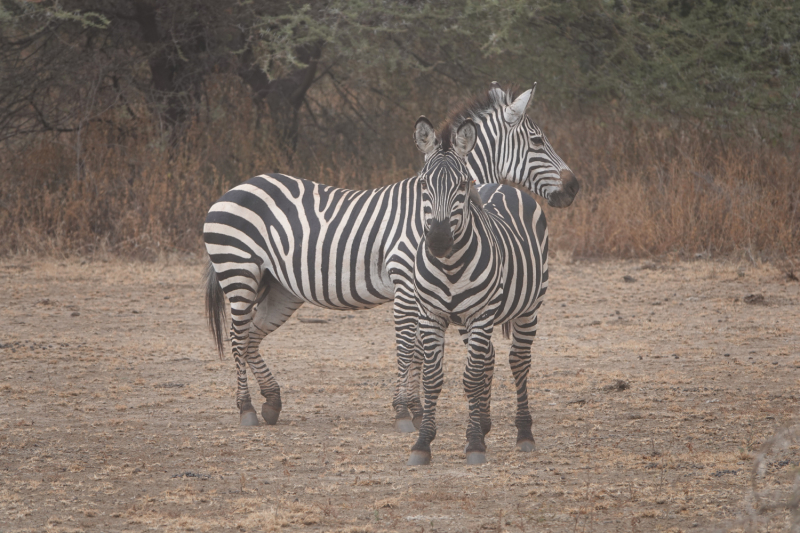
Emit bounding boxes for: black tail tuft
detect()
[203,261,227,360]
[502,322,511,340]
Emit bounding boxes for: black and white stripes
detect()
[202,83,577,429]
[408,117,550,465]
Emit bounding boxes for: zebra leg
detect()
[234,353,259,426]
[228,292,259,426]
[462,321,495,465]
[509,312,539,452]
[458,327,494,437]
[391,292,422,433]
[408,330,424,429]
[482,341,496,436]
[408,316,446,466]
[244,283,305,425]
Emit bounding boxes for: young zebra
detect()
[408,117,549,466]
[203,84,577,429]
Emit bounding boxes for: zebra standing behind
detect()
[408,116,550,466]
[203,83,578,430]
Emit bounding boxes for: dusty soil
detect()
[1,256,799,533]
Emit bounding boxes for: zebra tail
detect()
[203,261,227,360]
[502,322,511,340]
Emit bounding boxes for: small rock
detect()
[297,318,328,324]
[623,275,637,283]
[604,379,630,392]
[743,293,765,305]
[70,311,80,317]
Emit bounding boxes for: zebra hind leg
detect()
[245,281,305,425]
[236,354,259,426]
[509,313,538,452]
[229,301,260,426]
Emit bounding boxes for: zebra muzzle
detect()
[426,219,454,258]
[547,169,580,208]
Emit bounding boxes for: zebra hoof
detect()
[395,418,416,433]
[261,403,280,425]
[239,410,260,426]
[466,452,487,465]
[516,439,536,453]
[412,415,423,430]
[407,451,431,466]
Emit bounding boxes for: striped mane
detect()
[439,83,518,151]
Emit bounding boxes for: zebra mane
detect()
[439,83,519,151]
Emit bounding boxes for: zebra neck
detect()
[440,208,486,264]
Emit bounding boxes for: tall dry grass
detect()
[541,112,799,260]
[0,83,414,259]
[0,92,797,261]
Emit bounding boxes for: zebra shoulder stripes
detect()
[408,117,549,466]
[202,83,577,430]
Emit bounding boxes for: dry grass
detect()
[542,114,799,259]
[0,88,797,260]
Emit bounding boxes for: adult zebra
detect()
[408,117,549,466]
[203,83,578,428]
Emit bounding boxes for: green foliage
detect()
[1,0,797,151]
[250,0,799,128]
[471,0,800,127]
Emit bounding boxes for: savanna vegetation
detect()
[0,0,798,260]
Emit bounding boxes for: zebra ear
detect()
[489,81,505,104]
[503,83,536,125]
[414,116,438,157]
[452,119,477,158]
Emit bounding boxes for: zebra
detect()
[203,83,578,429]
[407,116,549,466]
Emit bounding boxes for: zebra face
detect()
[415,117,477,259]
[516,118,579,208]
[482,83,579,208]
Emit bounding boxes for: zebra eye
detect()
[458,181,468,191]
[420,180,428,190]
[531,136,544,146]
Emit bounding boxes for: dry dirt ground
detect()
[1,256,800,533]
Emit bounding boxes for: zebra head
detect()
[469,82,579,208]
[414,116,479,259]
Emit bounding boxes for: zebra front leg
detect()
[245,283,305,425]
[408,330,424,429]
[462,320,495,464]
[481,341,496,437]
[509,313,538,452]
[408,317,446,465]
[458,327,494,437]
[391,293,422,433]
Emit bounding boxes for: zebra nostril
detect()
[561,170,579,197]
